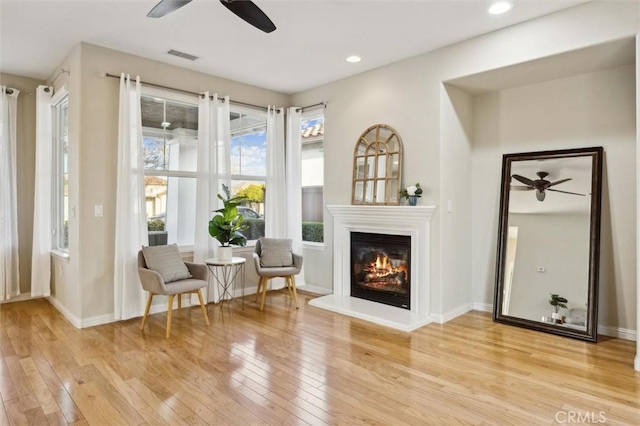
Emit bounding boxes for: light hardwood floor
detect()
[1,292,639,425]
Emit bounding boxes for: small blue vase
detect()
[408,195,417,206]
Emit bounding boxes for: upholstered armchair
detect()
[253,238,303,311]
[138,248,210,338]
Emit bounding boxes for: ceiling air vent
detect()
[167,49,199,62]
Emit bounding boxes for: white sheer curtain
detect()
[0,86,20,301]
[194,93,230,302]
[194,92,218,264]
[31,85,53,298]
[265,106,286,238]
[285,107,305,284]
[218,97,231,190]
[114,74,148,320]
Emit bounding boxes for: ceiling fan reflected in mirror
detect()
[147,0,277,33]
[511,171,586,202]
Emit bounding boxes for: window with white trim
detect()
[230,107,267,241]
[52,92,69,251]
[141,90,198,247]
[301,111,324,243]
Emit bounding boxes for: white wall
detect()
[292,1,639,318]
[471,65,637,330]
[440,85,474,314]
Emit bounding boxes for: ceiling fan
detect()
[147,0,276,33]
[511,171,586,202]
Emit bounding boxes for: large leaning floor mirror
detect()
[493,147,603,342]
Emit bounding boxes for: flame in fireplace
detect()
[363,253,408,287]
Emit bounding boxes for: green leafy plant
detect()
[147,219,165,232]
[302,222,324,243]
[208,184,249,247]
[549,293,568,313]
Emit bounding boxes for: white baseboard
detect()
[81,313,116,328]
[473,302,493,312]
[48,296,82,328]
[431,303,473,324]
[598,325,636,341]
[296,284,332,295]
[635,355,640,371]
[49,295,201,329]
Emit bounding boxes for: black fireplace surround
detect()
[350,232,411,309]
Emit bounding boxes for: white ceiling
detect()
[1,0,588,94]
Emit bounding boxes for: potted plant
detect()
[208,184,249,261]
[400,183,423,206]
[549,293,568,323]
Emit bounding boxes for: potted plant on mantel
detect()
[208,184,249,261]
[549,293,568,324]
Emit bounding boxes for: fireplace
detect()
[351,232,411,309]
[309,205,435,332]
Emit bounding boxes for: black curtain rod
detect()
[297,101,326,113]
[104,73,269,111]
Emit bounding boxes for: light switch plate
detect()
[94,205,103,217]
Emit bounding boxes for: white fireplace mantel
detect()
[309,204,436,331]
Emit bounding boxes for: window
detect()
[141,91,198,247]
[52,92,69,251]
[230,108,267,241]
[301,112,324,243]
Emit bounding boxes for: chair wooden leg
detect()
[196,289,210,326]
[178,294,182,314]
[255,277,264,302]
[285,277,293,297]
[290,276,299,309]
[260,277,269,311]
[166,294,174,339]
[141,293,154,330]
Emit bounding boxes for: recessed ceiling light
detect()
[346,55,361,63]
[488,2,512,15]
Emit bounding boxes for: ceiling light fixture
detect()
[346,55,361,63]
[161,121,171,128]
[488,2,512,15]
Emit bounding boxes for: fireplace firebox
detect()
[350,232,411,309]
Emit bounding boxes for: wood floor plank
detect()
[3,398,29,426]
[0,296,639,425]
[19,357,60,416]
[66,381,130,425]
[0,400,9,426]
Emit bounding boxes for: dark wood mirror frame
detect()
[493,147,603,342]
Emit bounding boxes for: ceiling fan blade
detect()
[545,178,572,189]
[220,0,276,33]
[147,0,192,18]
[512,174,536,187]
[535,189,546,202]
[547,188,586,196]
[511,185,533,191]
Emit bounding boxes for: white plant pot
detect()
[218,246,233,261]
[551,312,563,320]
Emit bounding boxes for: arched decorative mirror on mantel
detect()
[493,147,603,342]
[352,124,403,205]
